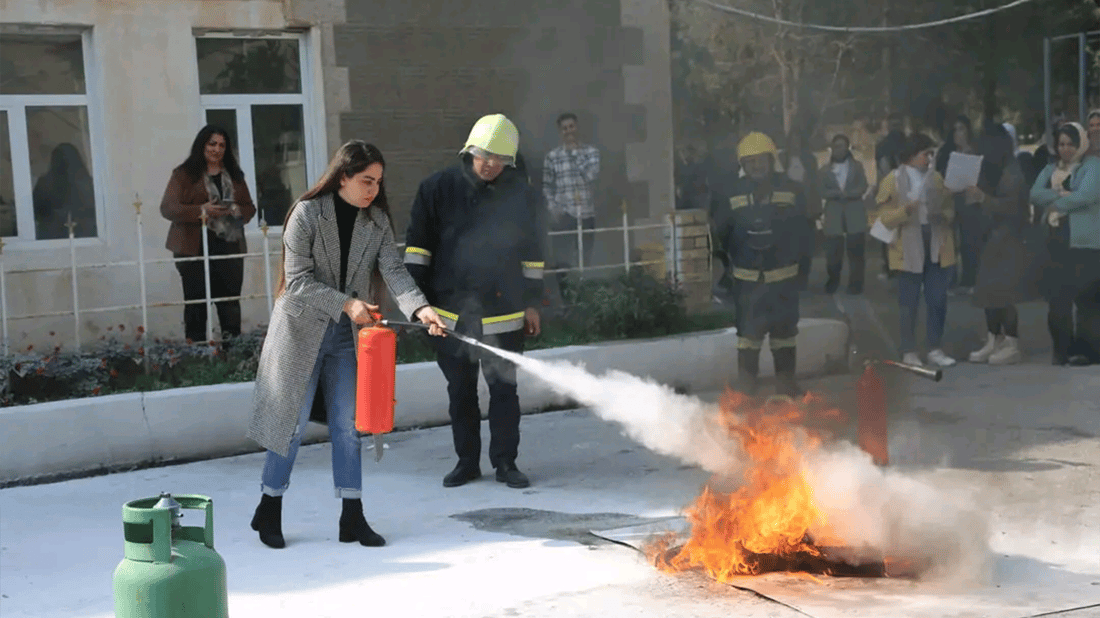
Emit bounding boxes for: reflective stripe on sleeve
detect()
[482,312,525,335]
[521,261,545,279]
[404,247,432,266]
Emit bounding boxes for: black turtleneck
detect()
[333,191,359,292]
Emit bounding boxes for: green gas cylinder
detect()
[112,493,229,618]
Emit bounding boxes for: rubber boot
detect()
[737,348,761,396]
[250,494,286,549]
[339,498,386,547]
[773,347,804,398]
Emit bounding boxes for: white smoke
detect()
[803,443,992,584]
[492,348,749,476]
[486,345,991,581]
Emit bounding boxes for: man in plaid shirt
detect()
[543,112,600,285]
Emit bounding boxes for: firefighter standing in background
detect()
[715,132,809,397]
[404,114,544,489]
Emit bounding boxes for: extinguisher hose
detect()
[867,358,943,382]
[378,319,491,351]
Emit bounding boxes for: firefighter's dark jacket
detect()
[713,172,810,283]
[403,156,544,335]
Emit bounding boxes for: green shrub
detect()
[560,269,687,341]
[2,271,733,406]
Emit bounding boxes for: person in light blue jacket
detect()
[1030,122,1100,365]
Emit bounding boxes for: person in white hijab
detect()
[1031,122,1100,365]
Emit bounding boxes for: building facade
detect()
[0,0,673,351]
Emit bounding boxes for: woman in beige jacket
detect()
[872,133,958,368]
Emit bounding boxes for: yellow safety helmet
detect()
[461,113,520,162]
[737,131,778,161]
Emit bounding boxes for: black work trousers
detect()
[436,330,524,470]
[174,233,244,343]
[1048,247,1100,364]
[824,233,866,294]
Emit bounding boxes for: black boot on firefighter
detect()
[495,461,530,488]
[443,461,482,488]
[773,347,804,398]
[737,347,761,396]
[250,494,286,549]
[339,498,386,547]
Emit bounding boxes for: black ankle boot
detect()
[250,494,286,549]
[737,347,761,396]
[339,498,385,547]
[773,347,805,398]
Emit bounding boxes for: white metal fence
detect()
[0,197,702,355]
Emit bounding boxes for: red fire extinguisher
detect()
[355,313,397,438]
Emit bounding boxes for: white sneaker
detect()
[927,349,957,367]
[968,333,1003,363]
[902,352,924,367]
[988,336,1021,365]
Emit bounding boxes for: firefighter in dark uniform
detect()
[404,114,544,489]
[715,132,809,397]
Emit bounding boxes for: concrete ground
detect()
[2,253,1098,618]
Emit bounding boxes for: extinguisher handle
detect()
[369,310,384,324]
[380,319,429,331]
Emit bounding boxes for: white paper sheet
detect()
[943,151,984,192]
[870,218,896,244]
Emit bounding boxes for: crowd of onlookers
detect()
[675,108,1100,369]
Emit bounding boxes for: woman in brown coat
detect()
[159,125,256,343]
[967,124,1036,365]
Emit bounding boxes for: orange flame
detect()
[647,390,860,581]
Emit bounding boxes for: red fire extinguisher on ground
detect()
[356,313,397,460]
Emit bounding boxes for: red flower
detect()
[152,364,161,372]
[110,369,119,378]
[99,358,107,369]
[136,326,145,334]
[92,387,101,396]
[49,331,56,337]
[25,345,33,352]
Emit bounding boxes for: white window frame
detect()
[0,28,108,246]
[193,30,322,231]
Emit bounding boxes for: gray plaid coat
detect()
[247,194,428,457]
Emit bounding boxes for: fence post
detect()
[66,214,81,350]
[1079,32,1088,123]
[261,217,273,318]
[134,195,150,373]
[667,210,679,287]
[621,199,630,274]
[0,237,7,357]
[575,213,585,273]
[200,207,213,345]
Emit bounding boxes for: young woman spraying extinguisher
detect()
[246,141,447,549]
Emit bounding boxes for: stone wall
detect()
[331,0,673,246]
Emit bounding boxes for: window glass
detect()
[26,106,97,239]
[0,34,86,95]
[252,105,307,226]
[0,111,15,237]
[196,38,301,95]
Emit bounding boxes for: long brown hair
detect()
[276,140,393,306]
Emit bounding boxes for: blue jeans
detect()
[261,314,362,499]
[896,226,956,354]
